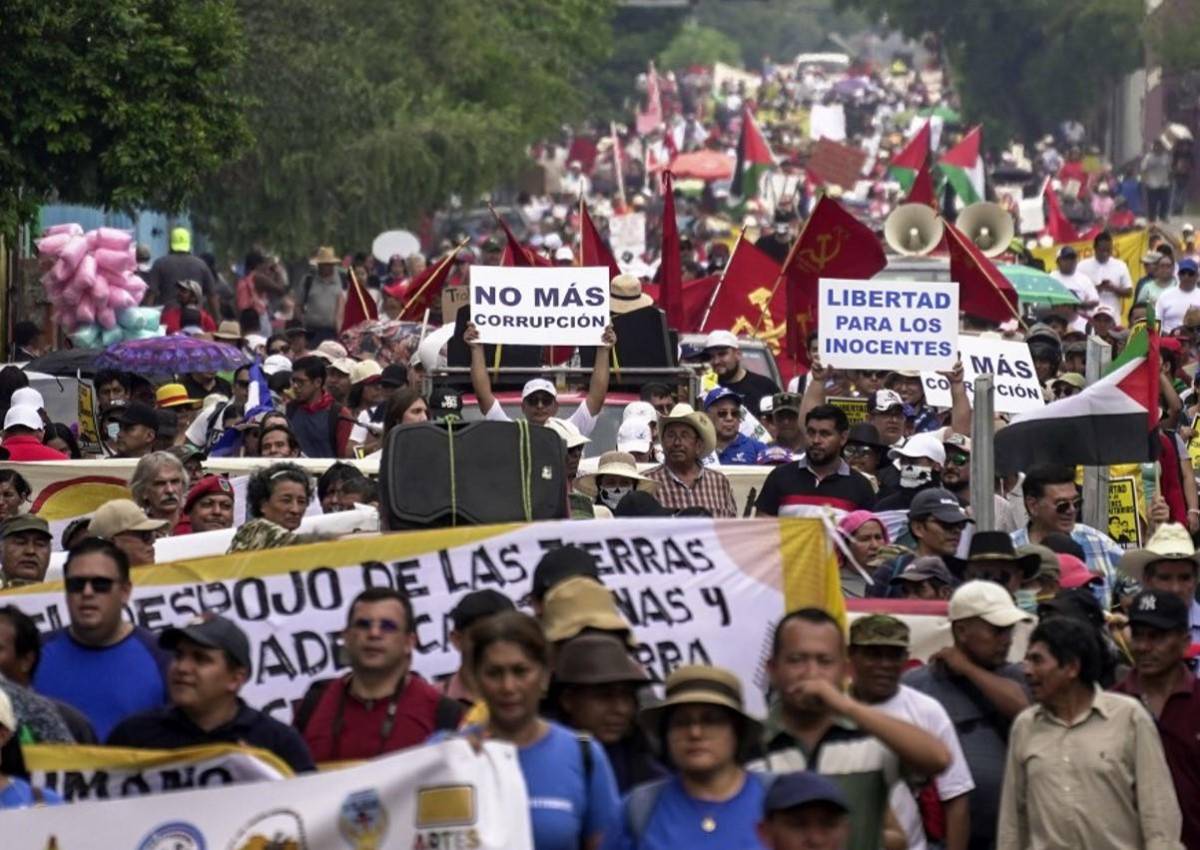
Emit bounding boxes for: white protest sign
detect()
[470,266,610,346]
[818,279,959,371]
[921,335,1045,414]
[809,103,846,141]
[7,739,533,850]
[609,212,647,260]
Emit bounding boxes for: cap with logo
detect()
[429,386,463,418]
[849,614,910,647]
[948,580,1033,626]
[522,378,558,401]
[160,614,252,672]
[617,418,652,454]
[703,330,740,351]
[1127,589,1189,631]
[908,488,971,524]
[771,392,803,415]
[184,474,235,515]
[622,401,658,423]
[87,499,169,539]
[702,386,741,410]
[870,389,904,413]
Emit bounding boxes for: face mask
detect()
[598,485,633,510]
[899,463,934,489]
[106,422,120,441]
[1015,589,1038,615]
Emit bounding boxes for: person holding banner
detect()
[453,610,620,850]
[464,322,616,436]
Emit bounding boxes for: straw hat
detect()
[312,246,339,265]
[213,320,242,341]
[155,383,199,409]
[610,274,655,314]
[638,664,763,756]
[1118,523,1200,581]
[575,451,657,498]
[658,403,716,457]
[541,577,634,646]
[349,360,383,386]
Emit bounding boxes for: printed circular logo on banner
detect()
[225,808,307,850]
[138,821,206,850]
[338,789,388,850]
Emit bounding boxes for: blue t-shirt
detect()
[718,433,767,466]
[34,627,168,740]
[609,773,768,850]
[520,722,621,850]
[0,778,63,809]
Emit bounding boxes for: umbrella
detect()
[919,105,962,124]
[668,150,734,182]
[23,348,102,377]
[998,264,1080,306]
[95,336,248,375]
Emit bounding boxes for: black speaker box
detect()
[379,420,568,528]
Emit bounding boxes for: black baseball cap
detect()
[530,545,601,601]
[1128,589,1189,631]
[908,488,971,524]
[116,402,159,431]
[380,364,407,388]
[763,771,849,816]
[160,614,252,672]
[450,589,515,632]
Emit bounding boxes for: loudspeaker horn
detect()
[957,202,1015,258]
[884,203,945,256]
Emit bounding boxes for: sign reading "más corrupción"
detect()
[470,266,610,346]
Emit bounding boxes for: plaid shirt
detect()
[646,463,738,518]
[1010,523,1130,604]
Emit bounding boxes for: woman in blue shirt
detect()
[609,664,768,850]
[0,690,63,809]
[466,611,621,850]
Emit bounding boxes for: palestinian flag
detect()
[889,121,930,192]
[995,319,1160,473]
[730,106,776,203]
[939,126,985,206]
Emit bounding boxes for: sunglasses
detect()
[946,450,970,465]
[66,576,118,594]
[929,517,968,531]
[1053,497,1082,515]
[843,445,876,457]
[351,617,401,633]
[1181,270,1197,277]
[524,394,555,408]
[712,409,740,419]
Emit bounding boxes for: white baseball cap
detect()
[703,330,740,351]
[262,354,293,376]
[522,378,557,401]
[759,396,774,414]
[617,419,652,454]
[554,246,575,262]
[3,404,42,432]
[543,233,564,251]
[948,580,1033,626]
[10,387,45,410]
[889,432,947,465]
[545,417,589,448]
[871,388,905,412]
[622,401,658,423]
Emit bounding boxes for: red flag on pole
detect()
[494,207,551,267]
[642,275,720,333]
[1041,179,1081,244]
[580,201,621,281]
[342,267,378,331]
[782,196,887,358]
[905,161,936,207]
[397,250,458,321]
[943,220,1022,325]
[658,170,684,329]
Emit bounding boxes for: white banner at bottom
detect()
[5,739,533,850]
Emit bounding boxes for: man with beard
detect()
[174,475,236,535]
[848,616,974,850]
[868,390,907,447]
[703,330,780,415]
[755,405,876,517]
[129,451,189,529]
[752,608,951,850]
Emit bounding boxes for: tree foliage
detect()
[692,0,868,70]
[190,0,616,259]
[0,0,250,238]
[658,21,743,71]
[836,0,1144,142]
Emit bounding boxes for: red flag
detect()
[495,210,551,267]
[658,170,684,329]
[905,161,936,207]
[889,121,930,189]
[397,251,457,321]
[342,268,378,331]
[1042,179,1081,244]
[580,202,621,281]
[783,195,887,358]
[642,275,719,333]
[943,221,1021,325]
[702,238,783,333]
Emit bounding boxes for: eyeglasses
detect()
[843,445,874,457]
[1053,497,1082,515]
[712,409,740,419]
[66,576,118,594]
[351,617,401,633]
[946,450,970,465]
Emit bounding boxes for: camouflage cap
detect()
[849,614,910,648]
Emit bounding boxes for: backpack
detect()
[624,772,777,842]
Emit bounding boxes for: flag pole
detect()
[754,204,816,336]
[345,266,373,330]
[945,223,1029,332]
[611,121,627,210]
[700,227,745,331]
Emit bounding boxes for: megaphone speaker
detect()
[957,202,1015,258]
[884,203,945,256]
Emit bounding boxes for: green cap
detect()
[1,515,51,539]
[849,614,910,648]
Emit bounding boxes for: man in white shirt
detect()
[1050,246,1099,331]
[848,615,974,850]
[1076,231,1132,315]
[1156,257,1200,332]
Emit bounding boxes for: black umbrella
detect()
[23,348,101,377]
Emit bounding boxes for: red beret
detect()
[184,475,234,515]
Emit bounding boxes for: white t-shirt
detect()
[1050,269,1100,309]
[873,684,976,850]
[349,407,377,446]
[1076,256,1133,314]
[1154,285,1200,332]
[484,400,599,436]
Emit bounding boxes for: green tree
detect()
[191,0,616,259]
[658,21,743,71]
[693,0,868,70]
[0,0,250,238]
[836,0,1144,143]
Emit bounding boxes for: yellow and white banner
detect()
[24,743,291,802]
[2,517,838,718]
[8,738,533,850]
[1030,228,1150,320]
